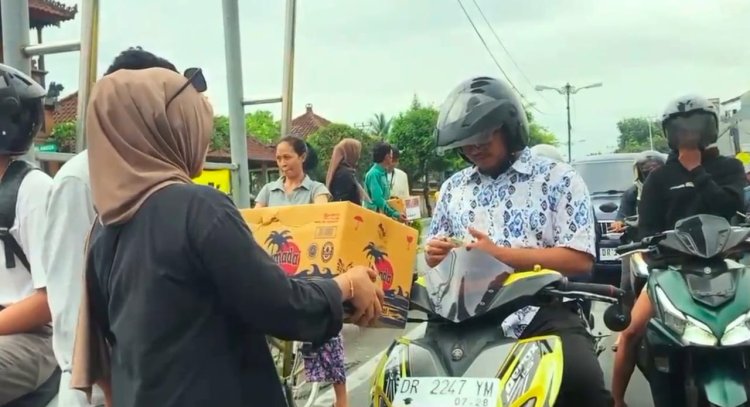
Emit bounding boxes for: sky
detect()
[38,0,750,159]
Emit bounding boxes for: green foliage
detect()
[526,110,558,146]
[245,110,280,143]
[615,117,669,153]
[387,97,462,190]
[369,113,392,139]
[212,116,230,151]
[307,123,377,180]
[49,121,76,152]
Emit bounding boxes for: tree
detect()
[388,96,460,216]
[49,121,76,152]
[369,113,391,139]
[307,123,378,181]
[245,110,280,143]
[212,115,230,151]
[526,110,558,146]
[615,117,668,153]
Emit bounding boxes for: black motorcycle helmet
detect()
[634,150,665,182]
[661,95,718,151]
[0,64,45,156]
[434,76,529,157]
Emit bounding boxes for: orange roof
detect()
[29,0,77,27]
[207,137,276,163]
[52,91,77,125]
[288,103,331,138]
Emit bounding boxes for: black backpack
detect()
[0,160,37,271]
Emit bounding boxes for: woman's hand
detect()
[425,236,458,268]
[465,227,498,256]
[334,266,384,326]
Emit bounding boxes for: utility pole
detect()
[536,82,602,162]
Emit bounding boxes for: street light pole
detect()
[536,82,602,163]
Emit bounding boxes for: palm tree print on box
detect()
[264,230,301,276]
[364,242,394,291]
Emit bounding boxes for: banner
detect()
[192,169,231,194]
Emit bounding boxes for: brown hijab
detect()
[87,67,213,225]
[325,138,362,188]
[71,67,212,400]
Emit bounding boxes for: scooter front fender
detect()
[695,356,748,407]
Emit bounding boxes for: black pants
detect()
[521,304,613,407]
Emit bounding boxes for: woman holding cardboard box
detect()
[256,136,352,407]
[71,69,383,407]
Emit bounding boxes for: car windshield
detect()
[573,160,633,194]
[420,248,514,323]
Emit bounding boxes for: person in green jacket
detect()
[364,142,404,220]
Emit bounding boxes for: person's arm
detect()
[195,196,346,342]
[691,158,746,219]
[254,184,269,208]
[312,183,331,204]
[472,171,595,275]
[0,172,52,334]
[637,173,665,240]
[41,176,96,347]
[616,188,637,221]
[365,172,399,218]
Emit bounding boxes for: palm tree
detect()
[264,230,291,253]
[369,113,392,139]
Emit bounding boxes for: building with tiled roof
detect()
[27,0,78,28]
[289,103,331,138]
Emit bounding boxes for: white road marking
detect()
[313,323,427,406]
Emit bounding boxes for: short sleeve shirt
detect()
[427,147,595,338]
[256,175,331,207]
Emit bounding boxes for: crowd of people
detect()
[0,43,744,407]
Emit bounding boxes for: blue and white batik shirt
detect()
[426,147,595,338]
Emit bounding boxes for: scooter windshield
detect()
[422,248,514,323]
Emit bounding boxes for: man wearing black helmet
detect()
[425,77,609,405]
[42,47,178,407]
[0,64,57,404]
[612,95,746,407]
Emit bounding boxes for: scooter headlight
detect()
[722,311,750,346]
[655,286,717,346]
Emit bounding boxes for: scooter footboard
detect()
[695,357,748,407]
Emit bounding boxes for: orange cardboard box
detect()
[240,202,418,329]
[388,197,423,220]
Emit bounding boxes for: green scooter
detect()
[616,214,750,407]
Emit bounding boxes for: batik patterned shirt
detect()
[426,147,595,338]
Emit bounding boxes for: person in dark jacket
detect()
[612,95,747,407]
[326,138,367,205]
[610,151,665,232]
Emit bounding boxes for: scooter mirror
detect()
[603,304,631,332]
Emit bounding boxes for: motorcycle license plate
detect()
[392,377,500,407]
[599,247,618,261]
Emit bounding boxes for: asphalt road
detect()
[310,243,654,407]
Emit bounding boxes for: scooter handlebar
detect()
[556,279,625,299]
[615,241,645,255]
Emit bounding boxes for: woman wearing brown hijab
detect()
[71,68,383,407]
[326,138,368,205]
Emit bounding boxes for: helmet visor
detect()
[435,128,495,154]
[665,113,717,147]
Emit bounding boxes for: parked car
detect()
[572,153,640,286]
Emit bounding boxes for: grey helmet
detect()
[0,64,45,155]
[434,77,529,154]
[661,95,718,151]
[530,144,564,162]
[633,150,665,183]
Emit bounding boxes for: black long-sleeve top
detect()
[87,184,343,407]
[638,152,747,239]
[329,164,362,205]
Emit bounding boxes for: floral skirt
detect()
[301,333,346,384]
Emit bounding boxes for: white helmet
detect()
[530,144,564,162]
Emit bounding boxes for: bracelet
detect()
[348,275,355,299]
